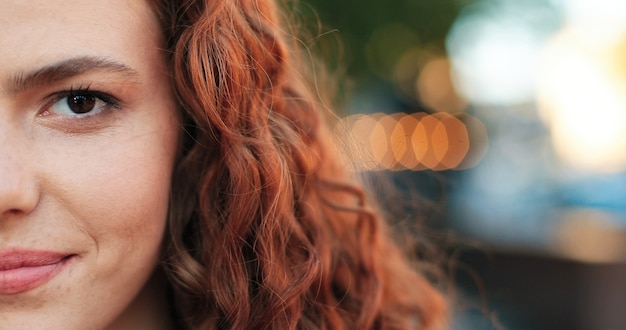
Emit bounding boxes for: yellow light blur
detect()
[437,113,470,169]
[410,112,429,170]
[371,114,397,169]
[418,114,444,170]
[537,26,626,172]
[416,57,467,113]
[339,114,384,171]
[390,113,418,169]
[553,208,626,263]
[336,112,487,171]
[455,113,489,170]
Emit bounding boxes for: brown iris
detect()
[68,95,96,114]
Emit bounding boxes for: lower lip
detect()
[0,256,74,295]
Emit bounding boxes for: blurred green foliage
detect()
[303,0,468,80]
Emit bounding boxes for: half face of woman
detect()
[0,0,178,328]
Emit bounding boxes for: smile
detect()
[0,250,75,295]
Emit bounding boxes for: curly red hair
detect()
[151,0,447,328]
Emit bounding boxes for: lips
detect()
[0,250,74,295]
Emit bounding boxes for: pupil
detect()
[68,95,96,114]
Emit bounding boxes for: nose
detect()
[0,126,39,218]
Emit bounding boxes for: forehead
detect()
[0,0,161,79]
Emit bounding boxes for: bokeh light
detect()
[416,57,467,113]
[537,15,626,172]
[446,0,559,106]
[365,23,421,80]
[335,112,487,171]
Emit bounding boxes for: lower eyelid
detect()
[35,104,122,134]
[34,97,124,135]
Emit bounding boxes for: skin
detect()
[0,0,178,328]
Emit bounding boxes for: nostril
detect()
[2,209,25,217]
[0,201,39,218]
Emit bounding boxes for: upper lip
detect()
[0,249,72,270]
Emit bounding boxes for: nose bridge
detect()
[0,116,39,217]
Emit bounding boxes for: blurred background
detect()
[301,0,626,329]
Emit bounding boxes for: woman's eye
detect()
[47,92,111,116]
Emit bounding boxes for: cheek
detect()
[97,137,172,235]
[91,137,172,231]
[39,115,178,259]
[26,118,178,327]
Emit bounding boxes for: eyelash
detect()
[41,86,122,120]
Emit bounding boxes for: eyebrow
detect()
[8,56,140,94]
